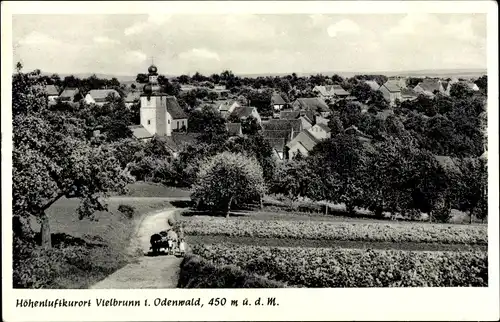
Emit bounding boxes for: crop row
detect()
[191,244,488,287]
[183,218,488,245]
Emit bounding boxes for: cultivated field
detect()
[178,208,489,288]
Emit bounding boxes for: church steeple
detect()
[143,60,161,95]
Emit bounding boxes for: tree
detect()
[328,114,344,135]
[12,69,133,249]
[364,138,416,218]
[207,91,218,103]
[450,82,474,100]
[475,75,487,94]
[136,73,149,84]
[177,75,190,84]
[240,116,261,135]
[336,101,362,128]
[188,105,227,134]
[307,134,368,214]
[455,157,488,224]
[191,152,266,217]
[350,82,373,103]
[368,90,389,111]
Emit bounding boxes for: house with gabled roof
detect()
[229,106,261,124]
[217,99,241,118]
[364,80,381,91]
[59,88,80,102]
[291,97,330,117]
[379,81,402,106]
[35,84,60,105]
[271,93,287,117]
[286,129,320,159]
[313,85,350,100]
[308,123,331,140]
[332,84,350,99]
[265,137,286,161]
[413,79,445,97]
[125,91,141,108]
[400,88,418,101]
[85,89,121,106]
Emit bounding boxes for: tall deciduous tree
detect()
[455,157,488,224]
[12,68,133,249]
[307,134,368,214]
[192,152,266,217]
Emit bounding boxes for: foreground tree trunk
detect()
[259,194,263,209]
[40,212,51,249]
[346,203,355,216]
[469,210,473,224]
[226,196,233,218]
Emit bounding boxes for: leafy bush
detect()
[183,218,487,245]
[178,254,285,288]
[192,244,488,287]
[118,204,135,219]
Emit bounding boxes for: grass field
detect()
[122,181,191,198]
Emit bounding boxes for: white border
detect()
[2,1,499,321]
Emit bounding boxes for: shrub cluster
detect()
[117,204,136,219]
[192,244,488,287]
[13,236,128,289]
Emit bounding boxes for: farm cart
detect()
[149,229,179,255]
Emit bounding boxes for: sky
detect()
[12,13,487,76]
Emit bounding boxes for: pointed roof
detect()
[87,89,121,102]
[293,97,329,113]
[271,93,286,105]
[332,84,349,96]
[381,81,401,93]
[125,91,141,103]
[59,88,79,99]
[218,99,239,111]
[230,106,257,119]
[129,125,154,140]
[43,84,60,96]
[315,123,331,133]
[265,137,286,152]
[416,79,442,93]
[263,119,303,133]
[364,80,380,91]
[286,129,320,152]
[165,96,188,119]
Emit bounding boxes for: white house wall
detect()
[141,96,157,135]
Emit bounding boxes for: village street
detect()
[91,208,183,289]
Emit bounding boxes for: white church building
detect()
[130,64,188,140]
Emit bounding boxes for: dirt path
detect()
[91,208,184,289]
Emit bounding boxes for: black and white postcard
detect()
[2,1,499,321]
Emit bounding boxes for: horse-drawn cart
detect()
[149,229,178,255]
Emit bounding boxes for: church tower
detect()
[140,63,172,136]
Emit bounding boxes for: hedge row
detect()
[183,218,487,245]
[177,254,285,288]
[191,244,488,287]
